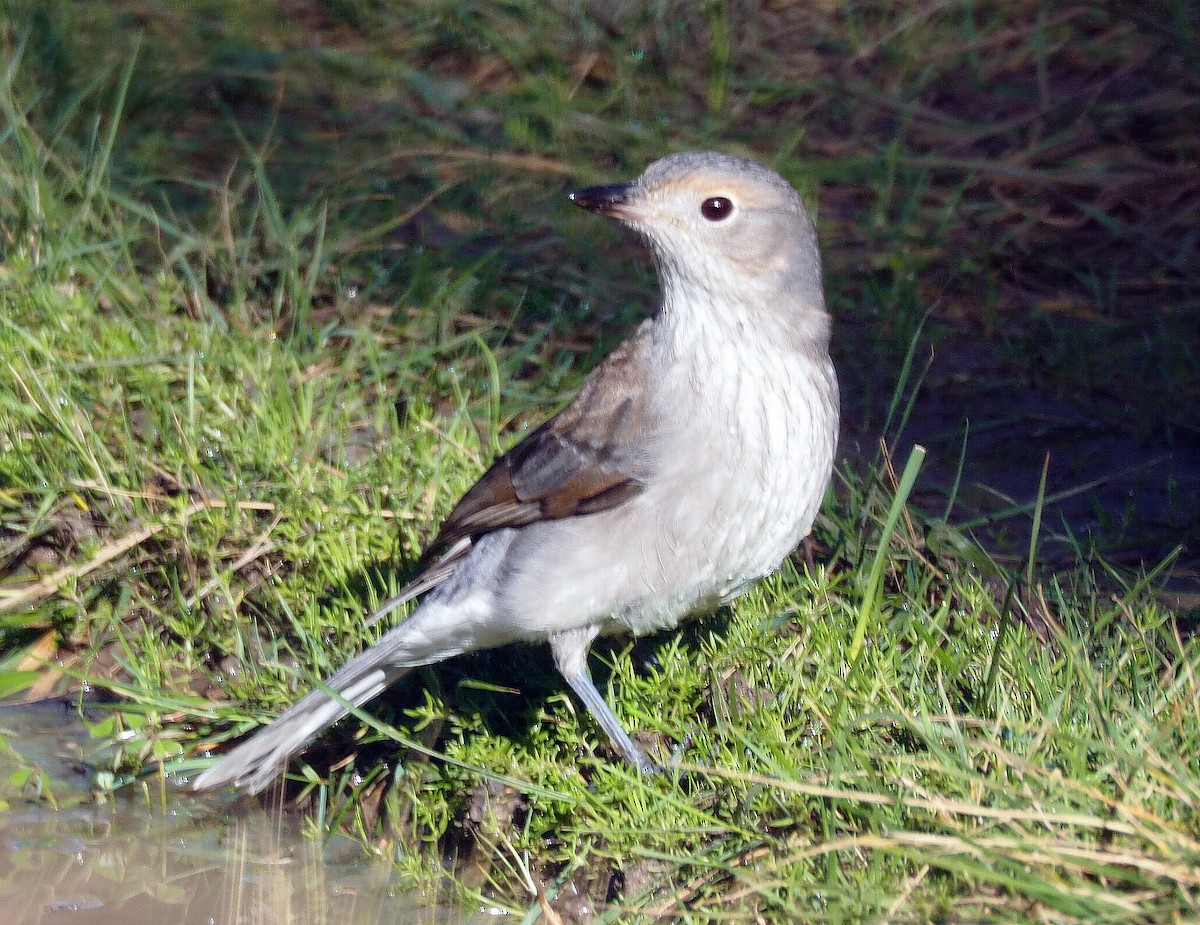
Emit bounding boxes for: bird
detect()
[191,151,840,794]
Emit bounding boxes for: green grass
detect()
[1,1,1198,921]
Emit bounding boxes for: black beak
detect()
[568,183,633,215]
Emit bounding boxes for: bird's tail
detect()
[190,656,409,795]
[190,555,508,794]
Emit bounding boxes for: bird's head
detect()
[570,152,827,344]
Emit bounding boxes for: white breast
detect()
[643,311,838,614]
[499,300,839,640]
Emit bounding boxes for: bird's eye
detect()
[700,196,734,222]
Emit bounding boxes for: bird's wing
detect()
[366,321,656,623]
[424,319,656,558]
[364,536,471,627]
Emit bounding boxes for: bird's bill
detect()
[568,183,635,217]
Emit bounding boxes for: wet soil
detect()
[835,322,1199,606]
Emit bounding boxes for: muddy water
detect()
[0,702,476,925]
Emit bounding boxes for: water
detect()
[0,701,473,925]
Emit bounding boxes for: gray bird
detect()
[191,151,840,794]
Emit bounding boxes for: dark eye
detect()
[700,196,733,221]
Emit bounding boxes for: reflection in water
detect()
[0,702,474,925]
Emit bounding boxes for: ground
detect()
[0,2,1198,922]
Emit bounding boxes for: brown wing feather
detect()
[421,320,656,561]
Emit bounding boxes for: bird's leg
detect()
[549,627,659,773]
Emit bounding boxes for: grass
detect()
[1,0,1198,921]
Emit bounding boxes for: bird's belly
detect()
[497,359,837,639]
